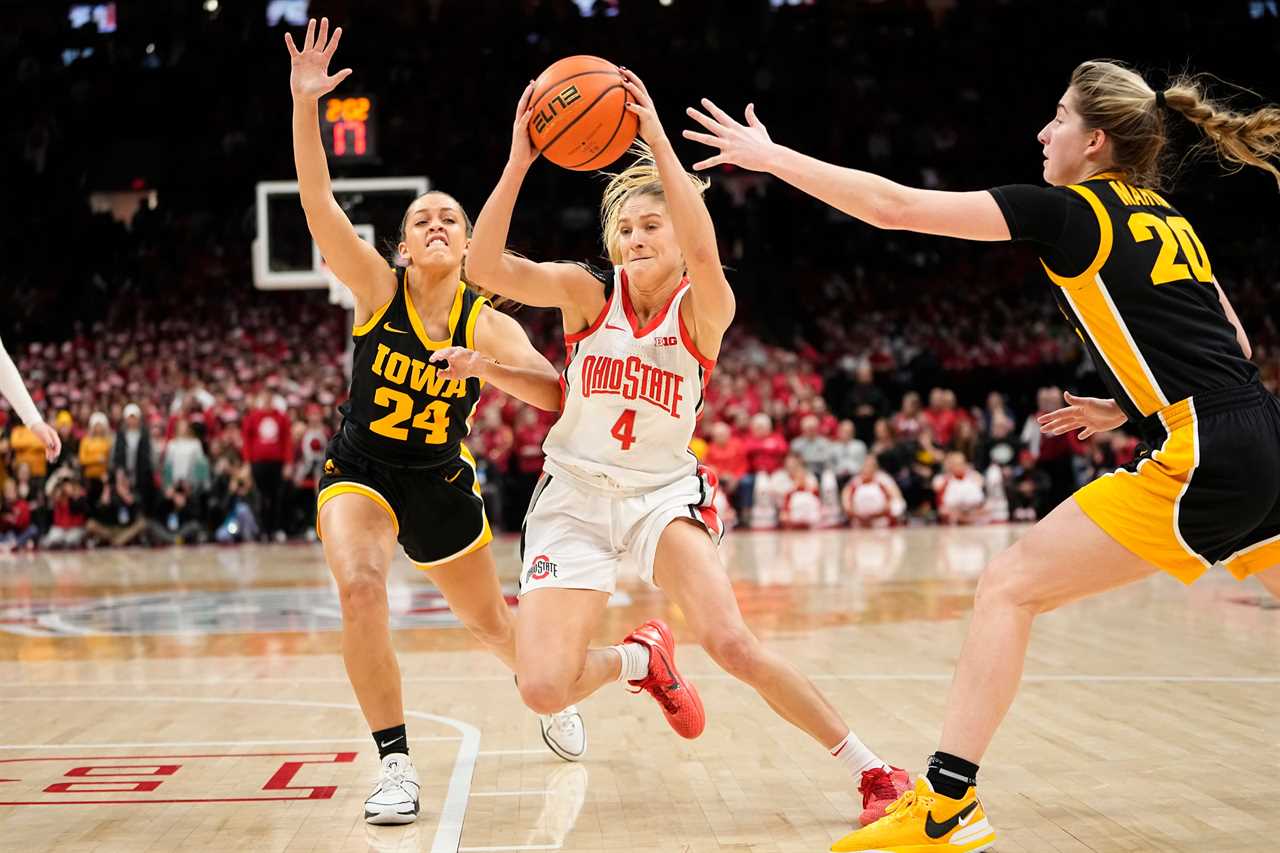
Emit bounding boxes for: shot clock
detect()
[320,95,377,162]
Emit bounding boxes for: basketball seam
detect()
[542,83,627,161]
[565,85,633,170]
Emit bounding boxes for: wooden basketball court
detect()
[1,526,1276,852]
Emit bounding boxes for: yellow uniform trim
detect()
[315,481,400,539]
[1039,184,1113,289]
[352,293,395,337]
[1223,533,1280,580]
[408,442,494,570]
[405,279,465,350]
[1061,273,1169,415]
[464,297,488,350]
[1074,398,1210,584]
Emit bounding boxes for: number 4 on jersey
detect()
[610,409,637,450]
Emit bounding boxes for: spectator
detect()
[0,478,39,552]
[790,414,833,478]
[110,402,157,512]
[9,418,49,483]
[1020,386,1075,510]
[508,407,548,533]
[86,467,149,547]
[922,388,962,448]
[163,418,211,493]
[829,419,868,493]
[79,411,113,482]
[47,410,80,475]
[933,451,987,525]
[703,421,748,511]
[213,461,260,544]
[842,455,907,528]
[890,391,924,441]
[242,391,291,542]
[742,413,789,528]
[842,362,889,441]
[148,481,208,545]
[41,471,88,550]
[778,453,821,529]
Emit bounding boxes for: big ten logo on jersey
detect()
[654,335,677,347]
[532,85,582,134]
[527,554,558,581]
[368,342,464,444]
[579,354,684,417]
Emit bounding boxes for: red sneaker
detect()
[858,766,912,826]
[622,619,705,739]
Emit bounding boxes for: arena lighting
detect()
[203,0,218,12]
[659,0,674,5]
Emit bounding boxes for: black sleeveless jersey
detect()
[991,172,1257,424]
[339,268,488,468]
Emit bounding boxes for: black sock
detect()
[926,751,978,799]
[373,724,408,760]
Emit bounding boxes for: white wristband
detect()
[0,336,43,427]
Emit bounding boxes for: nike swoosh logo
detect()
[383,322,408,334]
[379,736,404,749]
[605,323,628,331]
[925,801,978,839]
[445,470,462,484]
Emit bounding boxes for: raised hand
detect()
[511,79,541,169]
[618,67,666,145]
[284,17,352,102]
[429,347,488,382]
[683,99,775,172]
[1036,391,1127,440]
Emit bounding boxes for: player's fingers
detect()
[682,129,722,148]
[685,106,723,133]
[317,17,329,50]
[322,26,342,60]
[517,79,535,114]
[744,102,764,128]
[284,32,300,58]
[1063,390,1085,404]
[692,154,727,171]
[429,348,457,363]
[700,98,738,127]
[1080,427,1096,440]
[331,68,353,86]
[304,17,316,51]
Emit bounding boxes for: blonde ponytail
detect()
[1163,74,1280,189]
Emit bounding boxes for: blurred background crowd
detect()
[2,0,1277,551]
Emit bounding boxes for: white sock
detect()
[609,642,651,682]
[830,732,891,777]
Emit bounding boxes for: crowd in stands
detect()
[3,1,1279,551]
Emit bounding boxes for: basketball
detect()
[527,55,638,171]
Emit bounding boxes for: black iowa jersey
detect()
[339,268,487,468]
[991,172,1257,425]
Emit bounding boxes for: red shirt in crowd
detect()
[514,423,548,475]
[743,432,788,474]
[0,498,31,532]
[704,437,748,480]
[52,497,86,529]
[922,407,959,447]
[242,408,293,464]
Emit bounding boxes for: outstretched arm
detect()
[0,337,61,460]
[620,69,734,355]
[465,82,604,332]
[684,100,1010,242]
[430,309,562,412]
[286,18,395,320]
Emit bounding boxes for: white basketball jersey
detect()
[543,267,714,493]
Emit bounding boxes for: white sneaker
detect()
[364,753,420,825]
[539,705,586,762]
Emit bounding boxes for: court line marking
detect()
[1,696,479,853]
[458,846,561,852]
[468,790,551,798]
[0,737,461,750]
[476,749,544,757]
[6,673,1280,686]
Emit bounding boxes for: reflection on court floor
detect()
[1,526,1277,852]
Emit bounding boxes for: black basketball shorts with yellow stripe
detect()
[1075,381,1280,583]
[315,425,492,569]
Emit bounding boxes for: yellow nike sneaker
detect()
[830,776,995,853]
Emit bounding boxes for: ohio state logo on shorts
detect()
[527,554,558,581]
